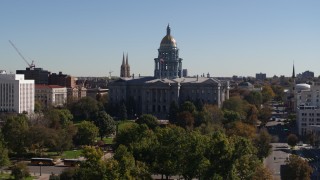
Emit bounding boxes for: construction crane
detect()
[9,40,35,69]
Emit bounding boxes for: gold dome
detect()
[160,35,177,48]
[160,24,177,48]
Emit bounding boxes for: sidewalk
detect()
[35,174,51,180]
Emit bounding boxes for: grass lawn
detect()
[117,120,136,132]
[96,137,114,144]
[62,150,82,159]
[0,173,35,179]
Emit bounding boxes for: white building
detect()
[35,85,67,107]
[0,72,34,114]
[296,83,320,135]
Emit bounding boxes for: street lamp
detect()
[39,162,43,176]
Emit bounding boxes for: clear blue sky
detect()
[1,0,320,77]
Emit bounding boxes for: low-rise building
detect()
[35,85,67,107]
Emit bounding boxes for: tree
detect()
[11,162,30,180]
[94,111,116,140]
[272,85,284,101]
[136,114,158,130]
[74,121,99,146]
[261,85,275,103]
[53,123,77,155]
[222,96,248,117]
[44,108,74,129]
[34,100,43,113]
[194,99,204,111]
[287,134,299,148]
[26,126,57,156]
[204,131,233,179]
[244,91,262,108]
[2,114,29,154]
[0,130,9,168]
[223,110,241,124]
[119,103,128,120]
[282,155,313,180]
[168,101,179,124]
[113,145,137,179]
[203,104,224,124]
[153,126,186,179]
[245,104,259,125]
[254,128,272,160]
[177,111,195,130]
[180,101,197,114]
[180,131,210,179]
[73,146,105,180]
[229,136,260,180]
[252,165,273,180]
[259,106,272,125]
[226,121,257,140]
[70,97,99,120]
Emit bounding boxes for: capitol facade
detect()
[109,25,229,119]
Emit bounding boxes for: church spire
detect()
[120,52,127,77]
[292,62,295,79]
[126,53,130,77]
[122,52,125,66]
[126,53,129,66]
[166,24,171,36]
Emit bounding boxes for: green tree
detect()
[34,100,43,113]
[70,97,99,120]
[73,146,104,180]
[180,131,210,179]
[53,123,77,155]
[60,168,78,180]
[119,103,128,120]
[271,85,284,101]
[2,114,29,154]
[136,114,158,130]
[168,101,179,124]
[94,111,116,140]
[194,99,204,111]
[113,145,137,179]
[44,108,73,129]
[223,110,241,124]
[74,121,99,146]
[26,126,57,156]
[11,162,30,180]
[222,96,248,117]
[0,130,9,168]
[244,91,262,108]
[259,106,272,125]
[180,101,197,114]
[230,136,260,180]
[254,128,272,160]
[203,104,224,124]
[204,131,233,179]
[282,155,313,180]
[287,134,299,148]
[57,109,74,126]
[153,126,186,179]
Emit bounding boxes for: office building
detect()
[0,72,34,113]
